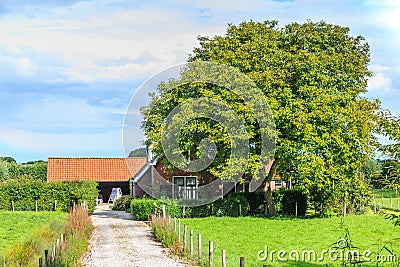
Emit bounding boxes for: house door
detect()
[172,176,198,199]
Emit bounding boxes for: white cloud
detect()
[1,0,400,160]
[368,73,392,92]
[0,93,123,132]
[369,64,390,73]
[0,127,123,154]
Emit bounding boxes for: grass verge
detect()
[180,215,400,267]
[0,212,66,266]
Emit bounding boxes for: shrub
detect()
[112,195,134,211]
[280,189,307,216]
[131,194,250,219]
[131,198,156,220]
[212,194,250,217]
[237,192,265,214]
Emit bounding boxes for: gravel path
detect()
[81,204,187,267]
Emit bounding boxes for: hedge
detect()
[0,178,98,213]
[131,194,250,220]
[279,188,307,216]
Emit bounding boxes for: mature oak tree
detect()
[142,20,384,215]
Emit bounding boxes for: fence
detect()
[372,196,400,213]
[153,204,271,267]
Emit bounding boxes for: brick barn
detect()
[47,157,147,202]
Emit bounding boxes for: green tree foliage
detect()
[129,147,147,157]
[0,160,9,181]
[378,110,400,159]
[0,156,16,164]
[360,159,382,188]
[20,161,47,181]
[380,160,400,194]
[142,20,382,216]
[0,160,48,181]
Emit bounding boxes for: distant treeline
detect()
[0,157,47,181]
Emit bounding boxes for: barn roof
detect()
[47,157,147,182]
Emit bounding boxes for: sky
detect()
[0,0,399,163]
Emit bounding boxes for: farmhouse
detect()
[47,157,147,202]
[47,157,286,202]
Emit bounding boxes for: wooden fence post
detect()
[209,241,213,267]
[182,206,185,218]
[52,244,56,262]
[239,204,242,217]
[222,249,226,267]
[162,205,166,217]
[240,256,245,267]
[35,200,38,212]
[45,249,49,266]
[198,233,202,259]
[178,220,181,242]
[174,217,177,231]
[295,202,298,217]
[183,225,187,252]
[54,200,57,211]
[11,200,14,212]
[190,230,193,256]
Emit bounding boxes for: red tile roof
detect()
[47,157,147,182]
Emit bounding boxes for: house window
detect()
[172,176,198,199]
[275,179,282,188]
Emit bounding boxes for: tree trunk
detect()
[264,159,278,216]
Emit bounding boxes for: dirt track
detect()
[81,204,187,267]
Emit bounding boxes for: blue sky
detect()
[0,0,399,162]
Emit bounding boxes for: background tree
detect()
[20,162,47,181]
[0,160,9,181]
[380,160,400,194]
[142,20,382,215]
[360,159,382,188]
[0,157,16,164]
[129,147,147,157]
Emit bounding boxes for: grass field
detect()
[376,198,400,211]
[180,215,400,266]
[0,211,66,255]
[373,189,400,199]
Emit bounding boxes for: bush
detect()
[131,194,250,219]
[280,189,307,216]
[229,192,264,214]
[131,198,156,220]
[112,195,134,211]
[213,194,250,217]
